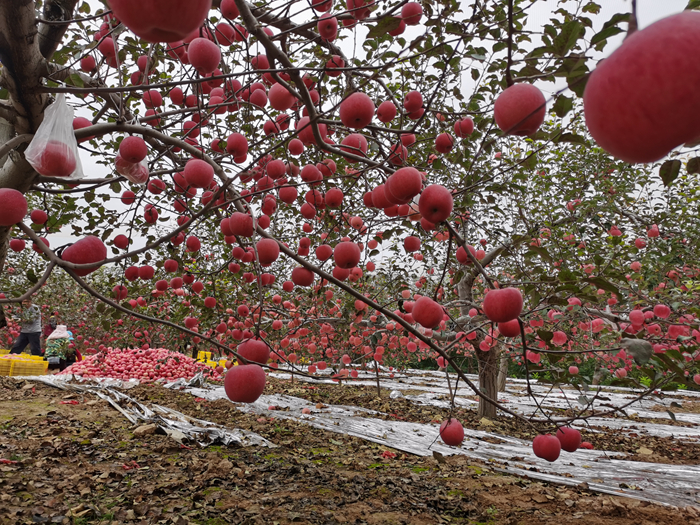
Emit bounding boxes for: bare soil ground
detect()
[1,375,699,525]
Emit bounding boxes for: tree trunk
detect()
[497,348,508,393]
[476,346,499,418]
[457,272,501,418]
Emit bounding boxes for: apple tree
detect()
[0,0,700,439]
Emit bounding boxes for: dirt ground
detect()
[1,375,700,525]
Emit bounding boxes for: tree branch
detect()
[37,0,80,60]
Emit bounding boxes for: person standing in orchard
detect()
[10,298,42,356]
[44,325,72,373]
[42,312,58,348]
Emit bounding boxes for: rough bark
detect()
[457,273,499,418]
[497,349,508,393]
[476,347,499,418]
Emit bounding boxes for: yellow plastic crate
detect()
[0,350,9,355]
[11,360,48,376]
[0,357,48,377]
[20,354,45,361]
[197,350,212,362]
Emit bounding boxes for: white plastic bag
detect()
[115,154,149,185]
[25,94,84,180]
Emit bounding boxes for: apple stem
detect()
[626,0,638,39]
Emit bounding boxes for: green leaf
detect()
[67,74,84,88]
[537,330,553,342]
[687,157,700,174]
[367,16,403,38]
[548,352,563,364]
[527,245,553,263]
[667,410,677,422]
[555,132,588,145]
[686,0,700,9]
[26,269,38,284]
[659,159,681,187]
[585,277,619,296]
[567,72,589,98]
[552,95,573,118]
[110,181,122,193]
[521,152,537,170]
[601,13,631,29]
[578,395,590,406]
[582,2,601,14]
[558,269,577,282]
[552,21,584,55]
[590,25,624,46]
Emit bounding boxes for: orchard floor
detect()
[2,375,700,524]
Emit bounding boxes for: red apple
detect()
[107,0,212,42]
[187,37,221,75]
[402,2,423,25]
[315,244,333,261]
[237,339,270,365]
[114,234,129,249]
[377,101,397,123]
[497,319,521,338]
[385,167,422,204]
[455,244,477,265]
[229,212,254,237]
[494,83,546,136]
[454,118,474,137]
[482,287,523,323]
[340,133,368,162]
[403,90,423,112]
[184,158,214,188]
[256,239,280,265]
[418,184,453,224]
[220,0,239,19]
[0,189,27,227]
[224,364,266,403]
[556,427,581,452]
[9,239,25,252]
[583,12,700,163]
[532,434,561,462]
[119,136,147,163]
[334,241,361,269]
[292,267,314,287]
[317,13,338,40]
[62,236,107,276]
[35,140,76,177]
[403,236,420,252]
[325,55,344,77]
[30,209,48,224]
[434,133,454,153]
[439,418,464,446]
[339,92,375,129]
[412,296,443,329]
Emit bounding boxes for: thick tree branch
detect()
[37,0,80,59]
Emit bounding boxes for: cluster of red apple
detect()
[59,347,222,382]
[533,427,593,462]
